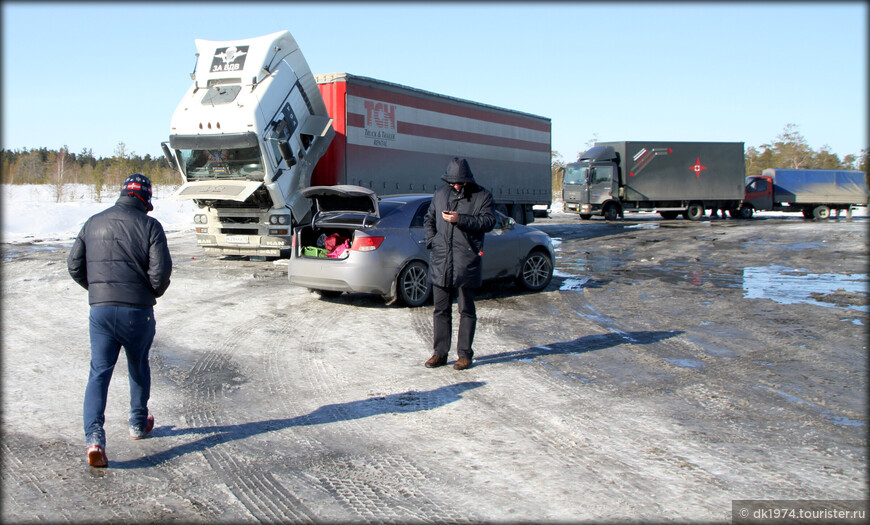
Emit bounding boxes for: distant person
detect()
[423,158,495,370]
[709,206,726,219]
[67,174,172,468]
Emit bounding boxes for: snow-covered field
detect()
[3,184,867,245]
[2,184,195,243]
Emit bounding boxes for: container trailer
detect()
[562,141,745,220]
[741,168,869,219]
[164,31,551,257]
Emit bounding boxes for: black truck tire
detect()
[812,205,830,220]
[739,205,754,219]
[579,214,592,220]
[684,203,705,221]
[659,211,680,220]
[603,204,619,221]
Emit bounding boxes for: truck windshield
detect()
[563,165,589,185]
[177,146,265,181]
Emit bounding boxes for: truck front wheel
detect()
[739,205,754,219]
[684,203,705,221]
[603,204,619,221]
[812,205,830,220]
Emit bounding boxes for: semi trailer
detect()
[164,31,551,257]
[562,141,745,220]
[741,168,869,219]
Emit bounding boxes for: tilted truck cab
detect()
[164,32,551,258]
[164,31,334,257]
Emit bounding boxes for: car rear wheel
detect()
[397,261,431,307]
[517,250,553,291]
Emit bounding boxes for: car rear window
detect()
[377,201,403,217]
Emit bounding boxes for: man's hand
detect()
[441,211,459,223]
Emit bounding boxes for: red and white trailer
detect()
[165,31,550,258]
[313,73,551,225]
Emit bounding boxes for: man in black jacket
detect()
[423,158,495,370]
[67,174,172,467]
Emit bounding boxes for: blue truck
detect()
[742,168,869,219]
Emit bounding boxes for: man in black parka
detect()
[68,174,172,467]
[423,158,495,370]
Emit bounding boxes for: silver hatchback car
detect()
[288,185,555,307]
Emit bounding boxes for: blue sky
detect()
[2,2,867,162]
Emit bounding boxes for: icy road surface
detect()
[2,212,867,522]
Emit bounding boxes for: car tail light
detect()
[350,236,384,252]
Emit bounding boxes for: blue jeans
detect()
[84,305,155,447]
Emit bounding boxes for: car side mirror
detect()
[506,217,516,229]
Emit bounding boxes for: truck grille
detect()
[220,227,259,235]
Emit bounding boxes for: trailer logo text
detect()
[363,100,397,147]
[211,46,249,73]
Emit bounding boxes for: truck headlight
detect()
[269,214,290,225]
[194,214,208,224]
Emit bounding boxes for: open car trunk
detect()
[295,185,380,260]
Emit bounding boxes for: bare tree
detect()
[53,145,69,202]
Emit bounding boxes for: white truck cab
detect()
[164,31,334,257]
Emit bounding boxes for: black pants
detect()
[432,284,476,359]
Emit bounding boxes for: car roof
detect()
[379,193,431,203]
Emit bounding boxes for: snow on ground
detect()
[2,184,195,243]
[3,184,867,245]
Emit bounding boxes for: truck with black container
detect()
[562,141,746,220]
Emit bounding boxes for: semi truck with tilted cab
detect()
[562,141,745,220]
[164,31,551,257]
[740,168,869,219]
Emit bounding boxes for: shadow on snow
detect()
[110,381,485,469]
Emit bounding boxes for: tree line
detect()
[550,124,869,196]
[0,143,177,201]
[2,125,867,201]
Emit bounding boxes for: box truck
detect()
[164,31,551,257]
[741,168,869,219]
[562,141,745,220]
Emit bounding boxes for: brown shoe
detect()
[425,354,447,368]
[453,356,472,370]
[87,445,108,468]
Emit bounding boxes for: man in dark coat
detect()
[423,158,495,370]
[67,174,172,467]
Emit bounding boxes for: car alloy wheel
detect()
[518,250,553,291]
[398,261,431,307]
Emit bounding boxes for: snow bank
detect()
[1,184,195,243]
